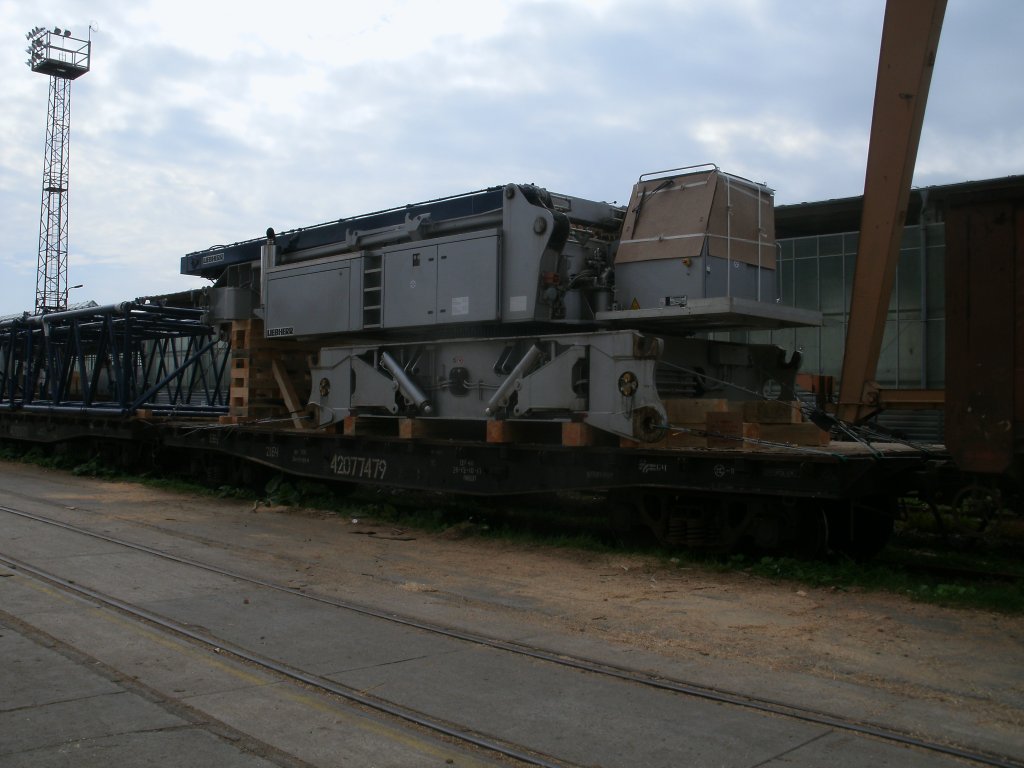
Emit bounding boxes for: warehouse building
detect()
[717,174,1024,440]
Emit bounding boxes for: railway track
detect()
[1,502,1019,768]
[0,551,555,767]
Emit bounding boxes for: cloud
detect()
[1,0,1021,314]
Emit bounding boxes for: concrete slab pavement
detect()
[0,619,282,768]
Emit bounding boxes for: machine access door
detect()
[383,245,439,327]
[437,235,499,324]
[265,262,354,336]
[382,233,499,329]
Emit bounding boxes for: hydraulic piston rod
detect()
[380,351,433,415]
[485,345,543,416]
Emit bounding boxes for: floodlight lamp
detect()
[63,29,71,37]
[53,27,61,34]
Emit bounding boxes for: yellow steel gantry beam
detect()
[836,0,947,424]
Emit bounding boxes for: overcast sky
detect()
[1,0,1021,314]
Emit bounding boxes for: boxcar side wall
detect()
[945,190,1024,475]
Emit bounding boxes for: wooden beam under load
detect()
[875,389,944,409]
[271,357,309,430]
[836,0,946,424]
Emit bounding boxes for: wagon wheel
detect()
[897,496,946,538]
[949,483,1003,536]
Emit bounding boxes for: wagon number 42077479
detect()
[329,454,388,480]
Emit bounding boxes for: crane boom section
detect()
[837,0,946,423]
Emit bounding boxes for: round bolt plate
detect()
[618,371,638,397]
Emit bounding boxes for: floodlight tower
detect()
[25,25,91,314]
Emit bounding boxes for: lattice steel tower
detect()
[25,25,91,314]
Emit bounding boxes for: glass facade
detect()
[717,222,946,389]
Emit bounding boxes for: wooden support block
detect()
[620,412,826,452]
[399,418,430,439]
[230,319,259,350]
[248,390,283,402]
[399,418,487,441]
[486,420,516,444]
[623,430,707,449]
[664,398,729,423]
[705,411,743,449]
[741,400,803,424]
[657,422,708,449]
[271,357,309,429]
[246,405,284,418]
[342,415,375,436]
[344,416,385,436]
[486,419,559,444]
[742,422,830,448]
[483,421,581,444]
[561,422,597,447]
[344,416,399,437]
[230,386,251,403]
[231,370,277,389]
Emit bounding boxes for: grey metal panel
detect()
[500,189,551,322]
[437,235,499,324]
[614,259,708,309]
[596,297,822,330]
[704,255,777,302]
[265,263,352,337]
[209,287,256,322]
[383,245,438,328]
[616,254,780,312]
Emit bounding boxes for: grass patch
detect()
[338,488,623,552]
[0,439,258,501]
[137,476,256,501]
[683,548,1024,614]
[2,439,1021,611]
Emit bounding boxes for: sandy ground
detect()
[4,461,1024,747]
